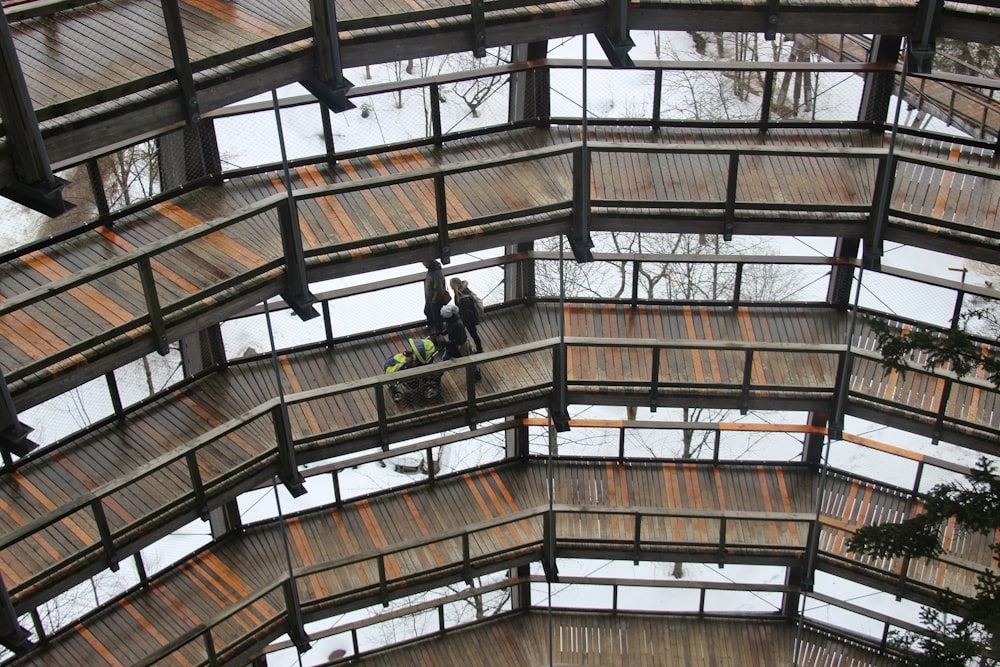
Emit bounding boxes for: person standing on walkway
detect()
[450,277,484,353]
[423,259,448,332]
[438,303,481,381]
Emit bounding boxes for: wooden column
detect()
[508,42,550,125]
[859,36,902,125]
[826,238,860,310]
[504,242,536,303]
[0,10,68,216]
[179,324,226,377]
[160,0,200,125]
[302,0,354,111]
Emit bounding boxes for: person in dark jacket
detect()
[423,259,448,332]
[450,277,483,353]
[438,303,480,380]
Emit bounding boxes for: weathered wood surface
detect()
[3,301,997,619]
[333,612,898,667]
[10,459,985,666]
[2,126,997,414]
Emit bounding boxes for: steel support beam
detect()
[908,0,940,74]
[0,10,68,217]
[859,35,903,124]
[0,373,35,460]
[508,42,550,125]
[570,146,594,262]
[596,0,635,68]
[0,575,31,655]
[303,0,355,112]
[160,0,201,125]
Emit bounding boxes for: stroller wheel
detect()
[422,382,440,400]
[390,388,403,402]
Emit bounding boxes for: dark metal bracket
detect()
[306,0,355,112]
[596,0,634,68]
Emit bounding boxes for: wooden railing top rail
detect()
[3,330,990,560]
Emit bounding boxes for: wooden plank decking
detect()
[325,612,897,667]
[2,126,997,415]
[9,458,987,666]
[8,0,980,182]
[2,301,997,617]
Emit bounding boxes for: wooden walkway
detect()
[328,612,897,667]
[6,0,977,183]
[9,458,990,666]
[2,302,997,617]
[2,125,998,412]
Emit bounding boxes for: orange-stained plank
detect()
[181,0,280,37]
[76,625,126,667]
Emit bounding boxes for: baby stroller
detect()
[383,337,442,402]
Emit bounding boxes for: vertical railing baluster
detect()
[137,256,168,355]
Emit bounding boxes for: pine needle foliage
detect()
[847,458,1000,666]
[867,315,1000,389]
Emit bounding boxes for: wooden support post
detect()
[648,347,660,413]
[542,511,559,582]
[470,0,486,58]
[0,10,68,216]
[826,238,860,310]
[208,500,243,540]
[632,513,642,564]
[106,371,124,417]
[203,629,219,666]
[908,0,940,74]
[0,372,35,459]
[505,415,530,460]
[91,499,120,571]
[431,83,443,146]
[551,345,570,432]
[652,69,663,131]
[137,256,169,355]
[717,517,727,566]
[723,152,739,241]
[0,574,32,655]
[828,349,851,441]
[509,565,532,609]
[764,0,779,40]
[179,324,226,378]
[461,533,474,584]
[864,153,893,270]
[272,405,307,497]
[434,173,450,263]
[465,365,478,429]
[319,102,336,166]
[508,43,550,125]
[739,349,754,414]
[504,242,535,303]
[758,70,774,132]
[304,0,355,111]
[85,159,109,218]
[782,564,805,617]
[186,451,209,520]
[160,0,201,125]
[931,379,952,444]
[732,262,744,309]
[277,201,319,320]
[801,411,828,467]
[282,578,311,652]
[570,146,594,262]
[375,386,389,450]
[595,0,634,68]
[859,36,903,125]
